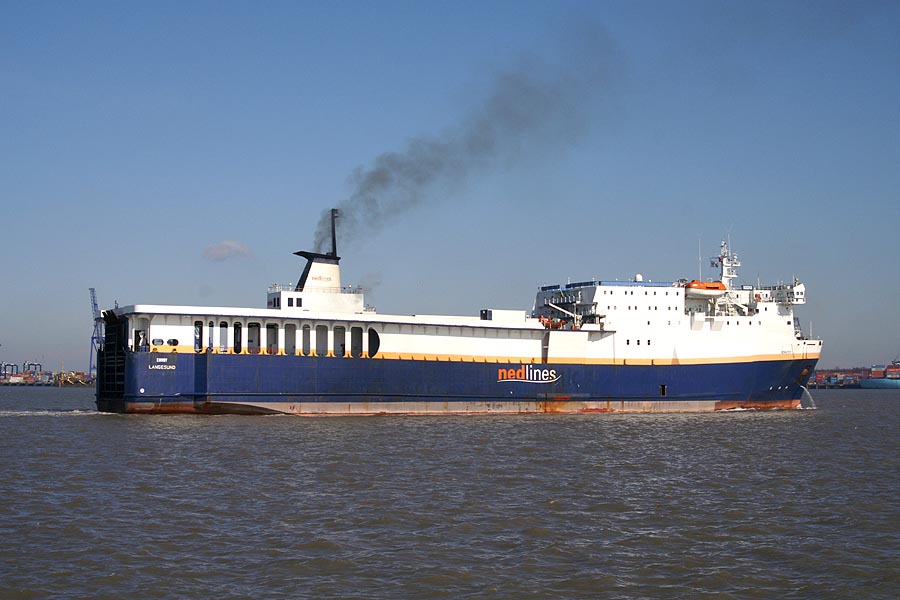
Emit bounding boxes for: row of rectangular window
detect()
[603,290,679,296]
[271,297,303,308]
[137,322,380,358]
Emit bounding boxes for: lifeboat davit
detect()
[685,280,727,298]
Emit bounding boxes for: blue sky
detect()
[2,0,898,371]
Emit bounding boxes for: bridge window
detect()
[233,323,242,353]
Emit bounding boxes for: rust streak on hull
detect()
[714,399,800,411]
[99,397,806,415]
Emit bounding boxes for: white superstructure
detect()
[118,239,820,367]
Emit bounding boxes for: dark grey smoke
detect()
[312,25,618,253]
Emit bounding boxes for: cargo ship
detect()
[859,361,900,389]
[96,212,822,414]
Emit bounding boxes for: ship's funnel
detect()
[295,208,341,292]
[329,207,338,257]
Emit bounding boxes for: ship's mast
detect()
[715,239,741,290]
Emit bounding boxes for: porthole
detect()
[166,339,179,346]
[152,339,164,346]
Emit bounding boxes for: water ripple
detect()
[0,388,897,599]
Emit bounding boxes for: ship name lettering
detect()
[497,365,559,383]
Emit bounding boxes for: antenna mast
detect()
[89,288,104,379]
[698,236,702,280]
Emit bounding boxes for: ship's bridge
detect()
[757,281,806,305]
[533,278,677,329]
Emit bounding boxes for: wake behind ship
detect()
[96,213,822,415]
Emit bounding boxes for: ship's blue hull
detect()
[96,351,817,414]
[859,378,900,389]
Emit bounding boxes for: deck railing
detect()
[267,283,364,295]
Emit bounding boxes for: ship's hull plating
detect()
[859,378,900,389]
[95,352,815,414]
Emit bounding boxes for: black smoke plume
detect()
[312,25,618,253]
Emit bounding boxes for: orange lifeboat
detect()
[539,315,567,329]
[685,280,727,298]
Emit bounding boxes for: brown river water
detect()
[1,387,897,599]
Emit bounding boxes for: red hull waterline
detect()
[97,397,803,416]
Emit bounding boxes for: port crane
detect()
[89,288,104,379]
